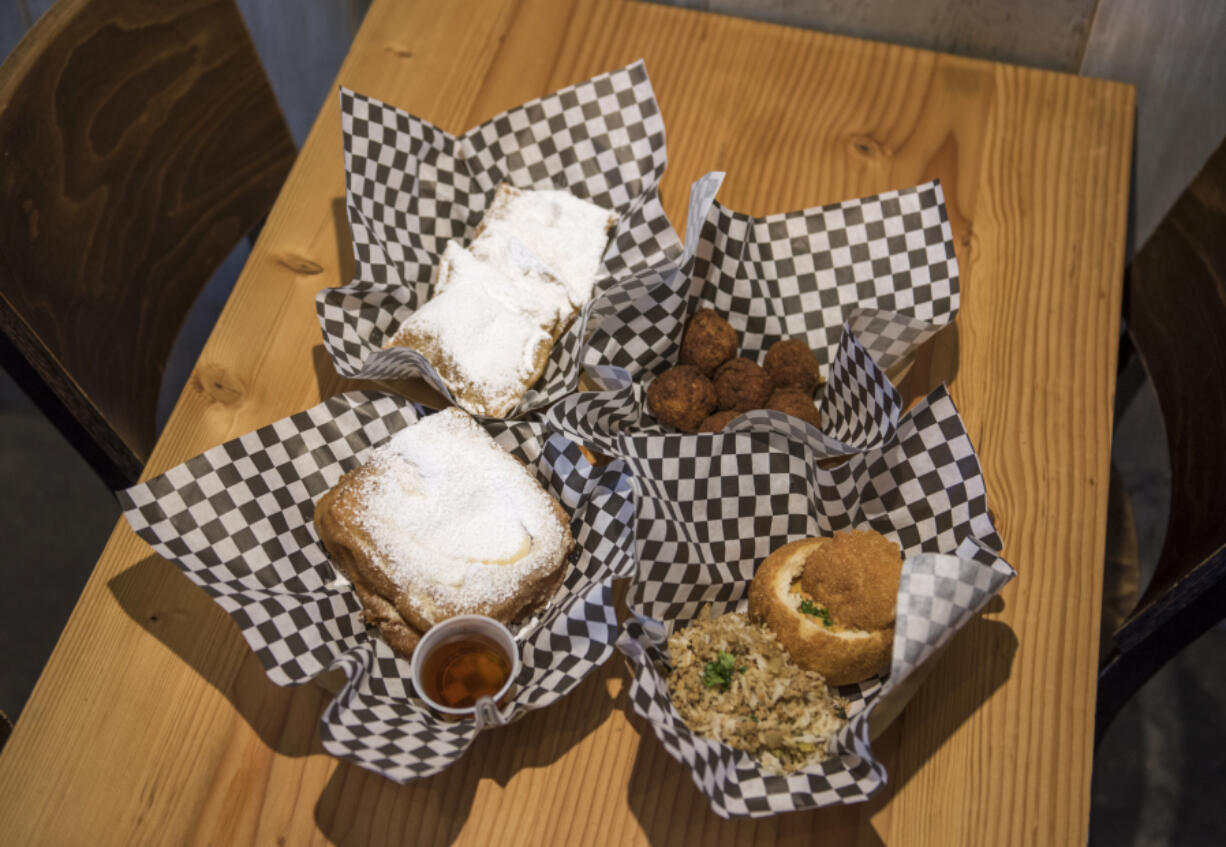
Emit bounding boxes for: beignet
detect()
[314,407,574,658]
[387,184,617,417]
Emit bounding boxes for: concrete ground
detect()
[1089,377,1226,847]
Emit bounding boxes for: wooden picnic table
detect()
[0,0,1133,844]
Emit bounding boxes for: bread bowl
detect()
[747,532,902,686]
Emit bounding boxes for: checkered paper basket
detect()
[578,171,960,455]
[118,392,637,782]
[316,61,682,418]
[554,383,1016,818]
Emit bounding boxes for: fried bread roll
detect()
[748,532,902,686]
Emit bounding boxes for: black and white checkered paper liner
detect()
[565,384,1014,818]
[316,61,682,418]
[119,392,637,783]
[579,171,959,454]
[550,310,909,460]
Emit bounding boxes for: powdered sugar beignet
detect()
[387,184,617,418]
[313,407,574,658]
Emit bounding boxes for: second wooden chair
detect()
[0,0,296,489]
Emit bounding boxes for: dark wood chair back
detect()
[0,0,295,489]
[1096,135,1226,746]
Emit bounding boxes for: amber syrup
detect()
[420,631,511,709]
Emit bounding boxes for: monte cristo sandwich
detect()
[387,184,618,417]
[313,406,574,659]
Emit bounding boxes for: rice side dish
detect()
[666,607,848,775]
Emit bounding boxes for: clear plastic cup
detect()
[409,615,520,729]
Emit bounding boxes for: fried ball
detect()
[764,339,822,394]
[679,309,737,374]
[713,358,773,411]
[799,530,902,631]
[646,364,717,432]
[698,410,740,432]
[765,389,822,429]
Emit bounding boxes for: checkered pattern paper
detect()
[568,385,1014,818]
[549,311,906,459]
[580,172,958,453]
[119,392,636,783]
[316,61,682,417]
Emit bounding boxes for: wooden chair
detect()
[0,0,296,489]
[1096,135,1226,747]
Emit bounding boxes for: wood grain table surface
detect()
[0,0,1134,844]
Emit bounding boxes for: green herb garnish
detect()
[748,712,758,723]
[701,651,745,690]
[799,598,834,628]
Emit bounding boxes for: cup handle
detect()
[472,696,507,731]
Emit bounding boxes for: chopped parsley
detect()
[799,598,834,628]
[701,651,746,690]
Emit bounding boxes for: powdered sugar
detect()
[394,245,552,417]
[447,240,572,337]
[354,408,568,615]
[472,187,617,307]
[389,185,616,418]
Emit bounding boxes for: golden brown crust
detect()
[748,536,895,686]
[679,309,737,374]
[314,467,429,653]
[764,339,822,394]
[713,357,773,411]
[698,409,740,433]
[390,324,553,419]
[799,530,901,630]
[646,364,718,432]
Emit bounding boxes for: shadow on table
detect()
[312,342,354,399]
[313,341,451,410]
[891,321,960,412]
[333,195,355,287]
[108,555,332,759]
[110,553,620,846]
[313,659,618,846]
[864,599,1018,798]
[614,662,888,846]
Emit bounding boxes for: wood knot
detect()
[21,199,38,240]
[190,363,245,407]
[849,134,890,160]
[146,608,186,626]
[274,253,324,275]
[385,44,414,58]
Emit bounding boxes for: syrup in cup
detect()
[410,615,520,728]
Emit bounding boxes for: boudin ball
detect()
[766,389,822,429]
[679,309,738,374]
[698,409,740,433]
[764,339,822,394]
[646,365,717,432]
[799,530,903,631]
[713,358,773,411]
